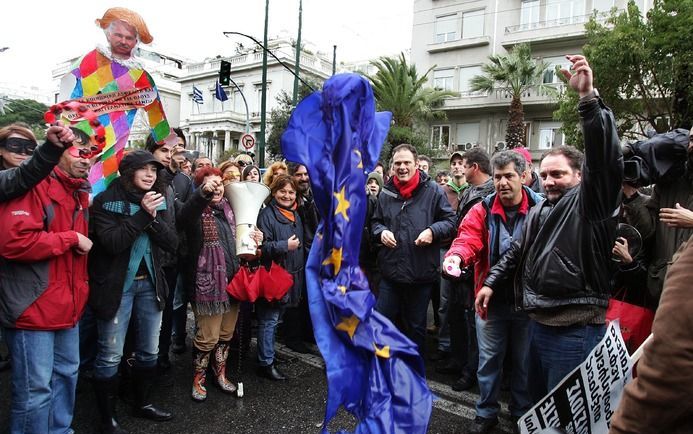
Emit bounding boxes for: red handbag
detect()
[606,289,655,353]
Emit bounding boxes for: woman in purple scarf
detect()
[177,166,263,401]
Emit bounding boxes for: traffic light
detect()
[219,60,231,86]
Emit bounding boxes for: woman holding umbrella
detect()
[177,166,263,401]
[256,175,306,380]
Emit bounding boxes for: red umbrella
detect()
[227,262,293,302]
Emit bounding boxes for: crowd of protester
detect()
[0,53,691,434]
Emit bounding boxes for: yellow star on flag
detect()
[373,343,391,359]
[336,315,360,339]
[338,285,347,295]
[333,187,351,221]
[322,247,343,275]
[354,149,363,169]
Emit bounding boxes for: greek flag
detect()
[192,85,203,104]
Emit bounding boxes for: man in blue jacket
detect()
[481,55,623,403]
[371,143,456,356]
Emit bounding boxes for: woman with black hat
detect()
[88,150,178,433]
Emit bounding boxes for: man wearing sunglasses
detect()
[0,131,93,433]
[0,122,75,203]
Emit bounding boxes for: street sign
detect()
[241,133,255,150]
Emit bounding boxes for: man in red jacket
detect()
[0,136,93,433]
[443,151,544,434]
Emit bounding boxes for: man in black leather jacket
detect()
[478,55,623,403]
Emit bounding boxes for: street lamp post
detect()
[259,0,270,168]
[228,77,251,134]
[292,0,303,106]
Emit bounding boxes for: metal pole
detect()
[228,77,251,133]
[292,0,303,106]
[259,0,269,168]
[332,45,337,76]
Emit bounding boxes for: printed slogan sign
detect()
[519,321,633,434]
[59,87,158,122]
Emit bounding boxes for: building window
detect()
[459,66,483,96]
[462,10,485,39]
[593,0,615,13]
[542,56,571,84]
[546,0,586,24]
[520,0,540,30]
[233,90,245,113]
[431,125,451,149]
[433,69,454,91]
[435,14,458,43]
[255,85,268,113]
[538,122,563,149]
[456,122,481,146]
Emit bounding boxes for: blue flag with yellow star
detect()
[281,73,433,433]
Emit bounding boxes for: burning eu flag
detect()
[281,73,433,433]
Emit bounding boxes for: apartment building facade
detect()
[411,0,650,159]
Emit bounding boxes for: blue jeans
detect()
[256,301,282,366]
[94,279,163,379]
[528,320,606,402]
[375,278,433,357]
[4,325,80,434]
[475,303,531,419]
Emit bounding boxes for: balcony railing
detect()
[505,11,615,34]
[184,48,333,76]
[442,83,563,109]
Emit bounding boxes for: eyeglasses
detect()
[2,138,37,156]
[67,145,101,159]
[237,160,249,167]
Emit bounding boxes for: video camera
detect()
[622,128,690,187]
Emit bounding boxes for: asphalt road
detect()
[1,312,516,434]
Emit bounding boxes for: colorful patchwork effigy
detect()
[66,49,172,195]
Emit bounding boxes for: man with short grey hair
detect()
[444,151,543,433]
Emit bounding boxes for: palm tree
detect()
[470,43,554,148]
[366,53,457,129]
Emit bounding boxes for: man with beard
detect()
[480,55,623,403]
[372,144,456,357]
[0,133,93,433]
[623,127,693,303]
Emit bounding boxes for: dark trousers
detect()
[158,267,178,358]
[449,302,478,379]
[281,286,315,345]
[375,278,433,357]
